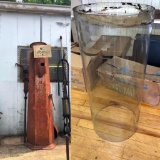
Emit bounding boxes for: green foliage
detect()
[0,0,70,5]
[23,0,70,5]
[55,0,70,5]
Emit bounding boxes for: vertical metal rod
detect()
[24,93,27,143]
[66,134,69,160]
[23,70,29,143]
[40,15,43,42]
[60,36,63,58]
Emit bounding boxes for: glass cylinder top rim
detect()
[73,2,155,18]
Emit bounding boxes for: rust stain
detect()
[26,42,56,150]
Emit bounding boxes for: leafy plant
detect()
[0,0,70,5]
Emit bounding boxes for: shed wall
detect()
[0,12,70,135]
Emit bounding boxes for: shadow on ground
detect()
[0,136,67,160]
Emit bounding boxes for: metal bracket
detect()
[48,94,56,110]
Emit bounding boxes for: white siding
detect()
[0,12,70,135]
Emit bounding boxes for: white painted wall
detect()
[0,12,70,136]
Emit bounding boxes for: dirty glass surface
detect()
[73,2,155,142]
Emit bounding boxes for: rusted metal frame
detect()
[0,2,70,16]
[27,42,56,149]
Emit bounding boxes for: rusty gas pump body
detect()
[26,42,56,150]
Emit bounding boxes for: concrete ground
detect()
[0,136,68,160]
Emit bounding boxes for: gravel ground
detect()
[0,136,68,160]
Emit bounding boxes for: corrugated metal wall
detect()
[0,12,70,136]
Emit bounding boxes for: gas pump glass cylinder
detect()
[73,2,155,142]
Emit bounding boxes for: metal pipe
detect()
[23,69,29,143]
[65,134,70,160]
[40,15,42,42]
[60,36,63,58]
[24,93,27,143]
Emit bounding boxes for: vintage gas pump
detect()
[26,42,56,149]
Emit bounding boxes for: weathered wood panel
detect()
[71,89,160,160]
